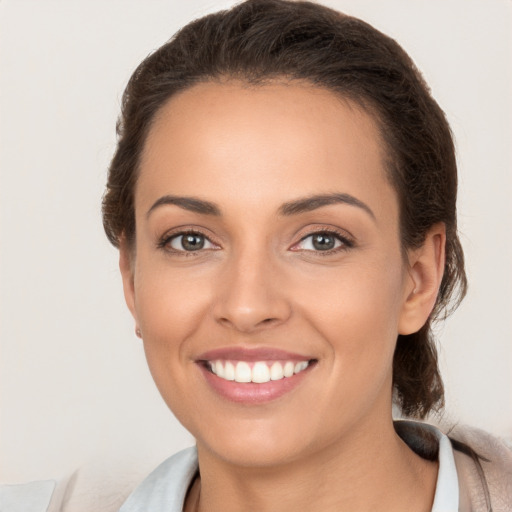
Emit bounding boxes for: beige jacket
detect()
[3,423,511,512]
[451,425,512,511]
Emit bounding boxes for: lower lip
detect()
[198,363,313,404]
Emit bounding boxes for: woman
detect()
[1,1,508,511]
[100,1,511,511]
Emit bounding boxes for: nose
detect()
[212,247,292,333]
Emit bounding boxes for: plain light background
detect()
[1,0,511,483]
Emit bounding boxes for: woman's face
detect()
[122,81,419,467]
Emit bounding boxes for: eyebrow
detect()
[147,192,375,220]
[278,193,375,220]
[147,195,221,217]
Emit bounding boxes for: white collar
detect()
[423,422,460,511]
[119,421,459,512]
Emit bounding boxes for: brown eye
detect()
[169,233,213,251]
[296,232,343,251]
[311,233,336,250]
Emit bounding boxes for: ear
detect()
[398,223,446,335]
[119,237,138,322]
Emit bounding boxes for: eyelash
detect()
[157,227,354,256]
[157,229,219,256]
[292,228,354,255]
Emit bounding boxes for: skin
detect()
[120,81,446,512]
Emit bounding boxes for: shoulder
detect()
[0,447,198,512]
[449,424,512,512]
[395,420,512,511]
[119,446,198,512]
[0,480,55,512]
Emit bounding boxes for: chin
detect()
[190,410,342,470]
[200,431,309,469]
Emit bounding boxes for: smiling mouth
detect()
[205,359,315,383]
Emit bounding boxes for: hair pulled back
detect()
[103,0,467,419]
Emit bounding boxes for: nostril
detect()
[213,295,292,332]
[257,317,282,328]
[217,315,281,332]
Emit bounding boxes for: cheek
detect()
[134,255,211,337]
[301,254,404,323]
[133,264,217,428]
[132,256,215,393]
[296,256,405,374]
[294,261,405,428]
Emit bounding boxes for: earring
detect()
[135,327,142,338]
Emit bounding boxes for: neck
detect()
[189,417,438,512]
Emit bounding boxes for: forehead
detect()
[137,80,397,221]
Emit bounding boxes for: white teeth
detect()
[270,361,284,381]
[234,361,252,383]
[294,361,308,373]
[215,360,225,378]
[209,359,311,383]
[283,361,295,377]
[224,361,235,381]
[252,362,271,383]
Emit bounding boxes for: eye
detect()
[292,231,352,252]
[167,232,216,252]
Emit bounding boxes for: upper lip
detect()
[196,347,313,362]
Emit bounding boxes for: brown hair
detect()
[102,0,467,419]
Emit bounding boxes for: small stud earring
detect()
[135,327,142,338]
